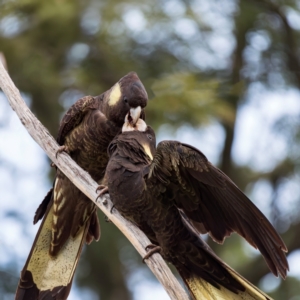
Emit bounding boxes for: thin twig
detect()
[0,61,189,300]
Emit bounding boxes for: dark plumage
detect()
[103,117,288,300]
[15,72,148,300]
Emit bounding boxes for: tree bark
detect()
[0,61,189,300]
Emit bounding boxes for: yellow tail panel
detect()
[186,264,272,300]
[26,205,85,292]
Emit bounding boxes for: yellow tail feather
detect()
[16,205,87,298]
[186,264,272,300]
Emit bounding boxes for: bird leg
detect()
[143,244,161,263]
[55,145,70,158]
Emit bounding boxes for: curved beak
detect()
[127,106,142,126]
[122,107,147,133]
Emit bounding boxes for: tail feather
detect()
[16,205,88,300]
[176,216,272,299]
[182,263,272,300]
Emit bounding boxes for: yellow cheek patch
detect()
[108,83,122,106]
[142,143,153,160]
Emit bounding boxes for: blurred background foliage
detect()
[1,0,300,299]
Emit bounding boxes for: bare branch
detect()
[0,61,189,300]
[0,52,7,71]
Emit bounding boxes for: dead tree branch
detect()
[0,61,189,300]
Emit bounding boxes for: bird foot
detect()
[96,185,109,202]
[143,244,161,263]
[96,185,108,194]
[55,145,69,158]
[96,185,109,197]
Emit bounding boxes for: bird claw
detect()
[56,145,69,158]
[96,185,109,202]
[110,205,115,214]
[142,244,161,263]
[96,185,108,194]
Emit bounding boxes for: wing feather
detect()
[57,95,102,145]
[149,140,289,278]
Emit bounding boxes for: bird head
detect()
[103,72,148,126]
[122,115,156,161]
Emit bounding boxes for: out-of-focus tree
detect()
[1,0,300,299]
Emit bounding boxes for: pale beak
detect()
[122,110,147,133]
[127,106,142,126]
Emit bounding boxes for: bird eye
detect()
[123,97,128,103]
[147,134,152,140]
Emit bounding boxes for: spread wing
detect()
[148,140,289,278]
[57,95,102,145]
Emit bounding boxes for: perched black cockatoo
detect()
[15,72,148,300]
[101,116,288,300]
